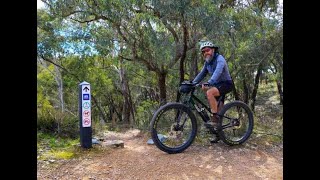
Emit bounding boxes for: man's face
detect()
[201,47,214,62]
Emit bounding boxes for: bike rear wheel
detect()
[150,102,197,154]
[218,101,254,146]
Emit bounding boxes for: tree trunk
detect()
[91,95,107,123]
[119,57,131,125]
[231,79,240,101]
[111,110,116,129]
[243,79,249,104]
[128,83,135,127]
[106,96,121,124]
[190,47,199,79]
[250,67,263,112]
[276,80,283,105]
[176,54,185,102]
[157,70,167,105]
[52,60,64,135]
[176,16,188,102]
[53,62,64,112]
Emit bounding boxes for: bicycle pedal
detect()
[204,123,213,128]
[209,135,220,143]
[205,127,218,135]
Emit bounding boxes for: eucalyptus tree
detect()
[208,0,283,111]
[38,9,67,115]
[40,0,283,113]
[38,7,114,130]
[38,9,76,133]
[42,0,227,105]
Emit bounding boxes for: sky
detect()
[37,0,44,9]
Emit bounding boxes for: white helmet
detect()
[199,41,218,51]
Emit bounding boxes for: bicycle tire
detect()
[150,102,197,154]
[218,101,254,146]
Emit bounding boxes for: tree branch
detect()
[135,5,179,44]
[39,55,82,83]
[118,55,133,61]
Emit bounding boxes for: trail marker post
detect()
[79,81,92,148]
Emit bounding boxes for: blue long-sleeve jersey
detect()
[192,54,232,85]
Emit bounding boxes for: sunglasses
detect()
[201,48,211,54]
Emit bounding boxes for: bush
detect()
[135,100,159,130]
[37,109,79,138]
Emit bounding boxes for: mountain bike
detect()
[150,81,254,154]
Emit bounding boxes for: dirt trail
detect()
[37,129,283,180]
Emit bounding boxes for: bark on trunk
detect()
[243,79,249,104]
[276,80,283,105]
[176,55,185,102]
[190,48,199,80]
[250,67,263,112]
[158,71,167,105]
[111,110,116,129]
[119,57,131,125]
[52,60,64,135]
[231,79,240,101]
[176,16,188,102]
[128,84,135,127]
[53,62,64,112]
[91,95,107,123]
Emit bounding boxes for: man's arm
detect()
[208,56,225,85]
[192,63,207,84]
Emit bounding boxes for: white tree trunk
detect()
[53,61,64,112]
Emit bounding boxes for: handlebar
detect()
[179,81,212,94]
[195,83,211,88]
[181,81,210,88]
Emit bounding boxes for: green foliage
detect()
[37,110,78,138]
[135,100,159,130]
[38,132,79,148]
[37,132,80,160]
[37,63,57,133]
[251,81,283,144]
[50,151,74,159]
[37,0,282,139]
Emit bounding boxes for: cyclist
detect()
[192,41,233,128]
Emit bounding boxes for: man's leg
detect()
[217,101,224,113]
[206,87,220,123]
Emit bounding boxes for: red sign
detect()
[83,110,90,117]
[83,118,91,126]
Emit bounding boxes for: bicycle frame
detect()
[183,87,235,130]
[185,88,220,116]
[190,95,211,116]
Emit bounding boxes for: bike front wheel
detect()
[218,101,254,146]
[150,102,197,154]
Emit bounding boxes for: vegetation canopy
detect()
[37,0,283,142]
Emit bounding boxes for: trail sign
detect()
[81,84,91,127]
[79,81,92,148]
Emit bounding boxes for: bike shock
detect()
[195,104,210,121]
[199,109,210,121]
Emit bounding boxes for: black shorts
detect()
[212,80,233,95]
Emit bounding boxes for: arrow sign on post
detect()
[83,86,90,92]
[79,81,92,148]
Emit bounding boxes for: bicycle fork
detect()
[174,110,189,130]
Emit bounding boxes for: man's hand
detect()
[201,83,210,91]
